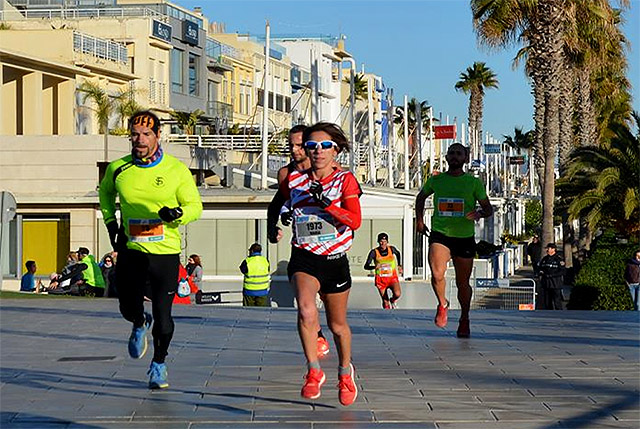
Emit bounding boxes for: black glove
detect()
[308,181,332,208]
[106,221,128,251]
[281,210,293,226]
[106,221,119,249]
[267,224,281,244]
[158,206,183,222]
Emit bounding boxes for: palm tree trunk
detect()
[558,61,575,268]
[477,88,485,162]
[470,90,482,158]
[538,0,565,248]
[467,94,475,150]
[558,64,574,173]
[532,75,546,193]
[576,68,597,147]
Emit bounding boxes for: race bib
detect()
[128,218,164,242]
[438,198,465,217]
[378,263,394,277]
[295,212,337,244]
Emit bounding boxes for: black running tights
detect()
[116,249,179,363]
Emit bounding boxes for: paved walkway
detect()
[1,299,638,428]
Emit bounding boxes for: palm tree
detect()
[342,73,368,101]
[393,98,432,172]
[78,80,113,134]
[114,86,143,130]
[557,112,640,238]
[169,109,205,135]
[503,127,535,195]
[454,62,498,157]
[79,80,144,134]
[503,127,534,154]
[473,0,582,247]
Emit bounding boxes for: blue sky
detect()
[183,0,639,140]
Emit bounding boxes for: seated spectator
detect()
[47,272,60,291]
[186,254,203,292]
[100,253,118,298]
[20,260,43,292]
[46,262,88,295]
[76,247,106,297]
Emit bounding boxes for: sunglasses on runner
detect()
[303,140,338,151]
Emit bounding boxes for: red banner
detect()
[433,125,457,140]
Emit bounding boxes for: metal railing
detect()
[167,134,288,153]
[0,7,168,21]
[73,31,128,65]
[450,277,536,310]
[207,101,233,121]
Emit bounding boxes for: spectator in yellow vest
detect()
[239,243,271,307]
[77,247,106,297]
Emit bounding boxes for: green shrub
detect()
[568,243,636,310]
[525,199,542,236]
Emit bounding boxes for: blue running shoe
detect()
[148,361,169,389]
[128,312,152,359]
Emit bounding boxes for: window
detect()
[171,49,183,93]
[222,78,228,102]
[188,53,199,96]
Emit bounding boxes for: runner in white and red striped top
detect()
[271,122,362,406]
[280,167,361,256]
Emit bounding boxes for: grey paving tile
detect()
[191,425,310,429]
[436,423,560,429]
[315,424,435,429]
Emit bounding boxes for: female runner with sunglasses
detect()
[277,122,362,406]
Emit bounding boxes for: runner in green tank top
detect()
[414,143,493,338]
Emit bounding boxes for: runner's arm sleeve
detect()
[364,249,377,270]
[324,174,362,230]
[175,164,203,225]
[324,197,361,230]
[99,163,118,225]
[267,190,286,230]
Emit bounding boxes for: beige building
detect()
[0,27,138,135]
[211,33,292,133]
[0,7,175,134]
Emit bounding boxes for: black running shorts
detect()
[429,231,476,259]
[287,246,352,294]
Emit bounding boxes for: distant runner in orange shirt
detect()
[364,233,403,309]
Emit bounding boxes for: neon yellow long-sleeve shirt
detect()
[99,154,202,254]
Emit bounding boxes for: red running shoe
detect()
[457,319,470,338]
[434,300,449,328]
[317,336,330,359]
[338,364,358,406]
[301,368,325,400]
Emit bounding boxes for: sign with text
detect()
[182,20,199,45]
[151,20,172,43]
[484,144,502,154]
[433,125,457,140]
[509,156,525,165]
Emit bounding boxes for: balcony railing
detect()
[0,6,168,21]
[167,134,287,153]
[207,101,233,121]
[73,31,128,65]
